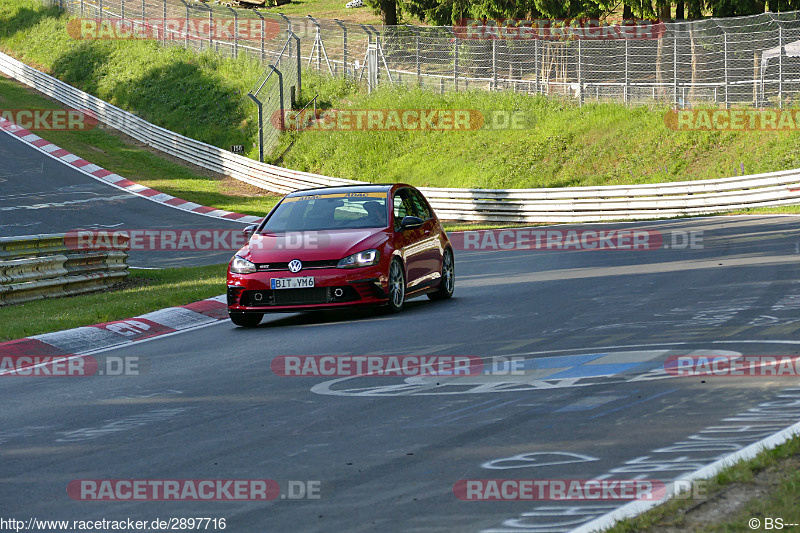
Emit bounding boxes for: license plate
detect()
[271,276,315,289]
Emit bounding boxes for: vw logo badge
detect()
[288,259,302,273]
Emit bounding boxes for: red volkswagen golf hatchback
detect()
[226,184,455,327]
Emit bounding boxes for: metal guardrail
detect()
[2,50,800,222]
[0,51,357,196]
[0,234,129,306]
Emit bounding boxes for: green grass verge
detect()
[4,0,800,194]
[278,82,800,189]
[608,434,800,532]
[0,69,280,216]
[0,264,227,342]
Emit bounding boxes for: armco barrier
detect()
[2,50,800,221]
[0,234,129,306]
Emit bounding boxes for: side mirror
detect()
[242,225,258,238]
[400,216,424,230]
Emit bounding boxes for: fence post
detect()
[181,0,188,49]
[247,93,264,163]
[162,0,166,46]
[624,38,629,104]
[226,7,238,58]
[292,31,301,100]
[492,39,497,90]
[208,7,213,49]
[577,39,583,107]
[308,16,322,71]
[673,35,679,107]
[80,0,84,17]
[99,0,102,17]
[335,20,347,78]
[273,66,285,135]
[253,11,265,62]
[453,35,459,91]
[779,25,783,108]
[121,0,125,22]
[415,28,421,87]
[142,0,145,25]
[723,32,728,108]
[535,38,539,94]
[278,13,292,56]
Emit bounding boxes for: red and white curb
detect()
[0,295,230,374]
[0,117,262,224]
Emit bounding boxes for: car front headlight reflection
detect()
[230,255,257,274]
[337,249,380,269]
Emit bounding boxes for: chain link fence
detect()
[38,0,800,156]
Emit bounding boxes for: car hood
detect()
[243,228,388,263]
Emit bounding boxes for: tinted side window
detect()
[409,190,432,220]
[393,189,418,230]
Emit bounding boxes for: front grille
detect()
[256,260,339,272]
[274,288,328,305]
[241,286,361,307]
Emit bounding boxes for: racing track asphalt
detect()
[0,129,251,268]
[3,214,800,532]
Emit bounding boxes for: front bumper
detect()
[227,267,388,313]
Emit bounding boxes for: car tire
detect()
[386,258,406,313]
[229,312,263,327]
[428,247,454,301]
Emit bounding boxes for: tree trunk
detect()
[658,1,671,21]
[381,0,397,25]
[676,0,685,19]
[623,3,634,19]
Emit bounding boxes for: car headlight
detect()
[337,249,380,269]
[230,255,257,274]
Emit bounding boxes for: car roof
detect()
[286,184,405,198]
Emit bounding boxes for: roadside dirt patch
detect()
[650,456,800,532]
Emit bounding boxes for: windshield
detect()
[262,192,389,232]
